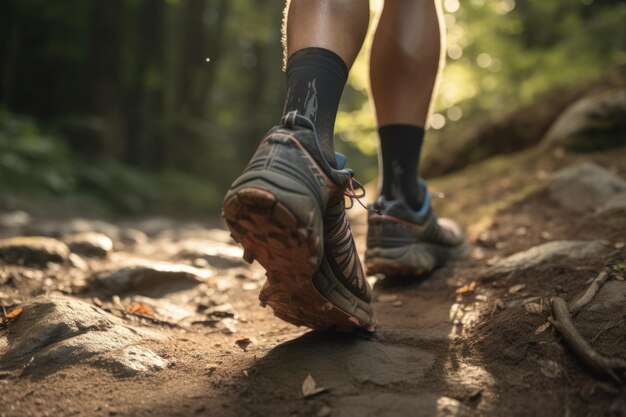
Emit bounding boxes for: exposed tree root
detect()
[550,293,626,383]
[568,270,609,316]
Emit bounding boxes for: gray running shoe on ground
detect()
[365,182,469,277]
[222,111,375,331]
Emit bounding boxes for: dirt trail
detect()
[1,148,626,417]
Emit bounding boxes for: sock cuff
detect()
[378,124,425,142]
[286,47,349,83]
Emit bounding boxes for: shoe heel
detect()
[222,170,324,280]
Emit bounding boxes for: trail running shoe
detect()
[222,111,375,331]
[365,181,469,277]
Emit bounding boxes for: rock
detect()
[63,232,113,258]
[177,241,245,269]
[92,263,213,295]
[0,295,165,375]
[0,236,70,266]
[118,228,149,246]
[483,240,610,278]
[376,324,451,343]
[127,295,195,321]
[346,343,435,385]
[0,211,31,237]
[549,162,626,213]
[598,192,626,216]
[159,227,234,244]
[253,333,435,390]
[587,281,626,312]
[95,345,168,376]
[60,218,121,240]
[23,218,121,242]
[334,393,468,417]
[134,217,178,236]
[68,253,89,271]
[543,88,626,151]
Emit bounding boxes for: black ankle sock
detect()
[378,124,426,210]
[284,47,349,168]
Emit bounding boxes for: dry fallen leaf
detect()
[302,374,328,398]
[112,295,125,311]
[524,303,543,314]
[127,303,155,317]
[456,281,477,294]
[615,242,625,249]
[235,337,253,351]
[535,322,551,335]
[509,284,526,294]
[5,307,23,320]
[615,274,624,281]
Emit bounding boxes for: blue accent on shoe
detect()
[335,152,348,170]
[414,191,432,218]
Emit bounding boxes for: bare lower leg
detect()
[369,0,444,207]
[282,0,369,167]
[370,0,444,127]
[285,0,370,68]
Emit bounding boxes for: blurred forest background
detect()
[0,0,624,215]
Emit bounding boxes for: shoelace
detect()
[344,177,368,210]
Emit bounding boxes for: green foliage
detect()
[0,111,219,213]
[336,0,626,183]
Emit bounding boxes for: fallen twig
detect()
[568,270,609,316]
[549,297,626,383]
[591,319,624,343]
[103,306,190,330]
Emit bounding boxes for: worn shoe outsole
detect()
[223,186,375,331]
[365,240,470,277]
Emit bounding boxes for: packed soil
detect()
[1,147,625,417]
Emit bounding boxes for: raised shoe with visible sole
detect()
[365,182,469,277]
[222,111,375,331]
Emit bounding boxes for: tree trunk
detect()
[88,0,124,158]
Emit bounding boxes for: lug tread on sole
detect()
[224,187,369,331]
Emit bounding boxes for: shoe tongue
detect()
[335,152,347,170]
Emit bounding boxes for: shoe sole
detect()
[365,240,470,277]
[223,186,375,331]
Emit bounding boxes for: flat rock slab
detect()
[95,345,168,376]
[63,232,113,258]
[598,192,626,216]
[587,281,626,312]
[177,241,245,269]
[126,295,196,321]
[0,211,31,237]
[483,240,609,279]
[92,263,213,295]
[549,162,626,213]
[251,332,435,391]
[542,88,626,151]
[26,218,120,240]
[0,295,166,376]
[0,236,70,266]
[334,393,468,417]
